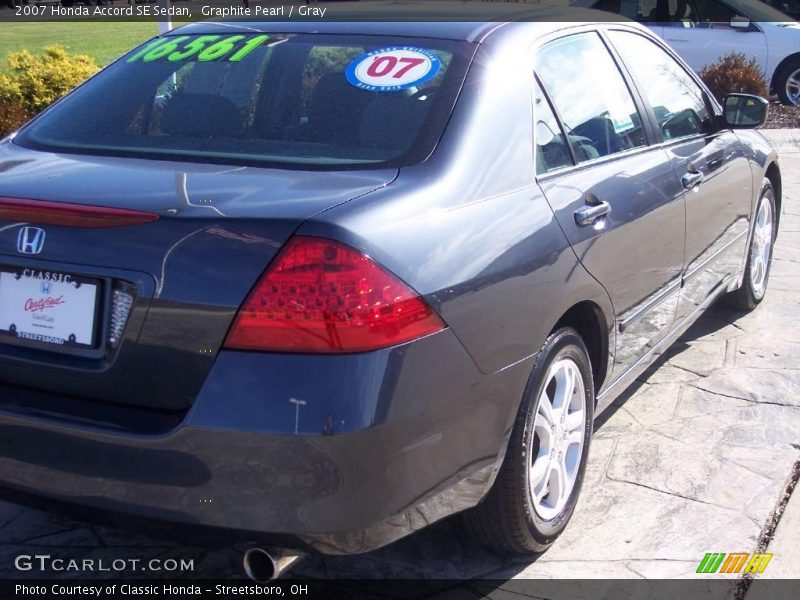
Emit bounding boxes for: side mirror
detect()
[730,16,753,30]
[723,94,769,128]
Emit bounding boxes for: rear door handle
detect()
[574,201,611,226]
[681,171,703,189]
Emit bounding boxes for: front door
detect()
[607,29,753,319]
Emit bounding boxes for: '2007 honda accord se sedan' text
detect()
[0,15,781,570]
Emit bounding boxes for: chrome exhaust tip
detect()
[243,547,303,582]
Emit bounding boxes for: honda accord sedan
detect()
[0,15,780,562]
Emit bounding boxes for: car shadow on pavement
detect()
[595,302,743,431]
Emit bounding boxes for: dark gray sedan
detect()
[0,14,780,576]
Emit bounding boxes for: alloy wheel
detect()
[529,358,586,521]
[786,68,800,106]
[750,195,774,300]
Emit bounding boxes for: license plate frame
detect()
[0,266,103,351]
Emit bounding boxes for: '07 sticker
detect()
[127,34,271,64]
[345,46,441,92]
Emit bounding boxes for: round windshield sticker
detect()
[345,46,441,92]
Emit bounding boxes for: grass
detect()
[0,23,158,67]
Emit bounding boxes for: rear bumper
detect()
[0,329,533,555]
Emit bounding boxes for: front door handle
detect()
[681,171,703,189]
[574,200,611,226]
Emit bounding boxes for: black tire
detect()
[727,179,777,311]
[462,327,594,554]
[775,57,800,106]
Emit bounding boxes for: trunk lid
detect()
[0,142,396,411]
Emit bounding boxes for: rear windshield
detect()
[15,33,473,170]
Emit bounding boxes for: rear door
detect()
[607,29,753,320]
[534,30,687,380]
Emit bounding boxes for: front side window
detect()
[592,0,760,25]
[536,32,647,164]
[15,33,472,170]
[665,0,743,27]
[608,31,713,140]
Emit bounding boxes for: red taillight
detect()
[224,236,445,353]
[0,197,158,228]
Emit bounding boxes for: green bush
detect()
[0,45,98,136]
[699,52,767,104]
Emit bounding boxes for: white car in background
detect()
[583,0,800,104]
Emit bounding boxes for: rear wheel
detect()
[463,327,594,554]
[728,179,776,310]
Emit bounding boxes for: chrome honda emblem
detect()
[16,226,46,255]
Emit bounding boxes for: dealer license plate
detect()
[0,267,100,349]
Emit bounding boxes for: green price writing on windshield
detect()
[127,34,271,64]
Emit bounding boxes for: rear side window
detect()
[608,31,713,140]
[593,0,665,22]
[535,32,647,163]
[15,33,472,170]
[665,0,739,27]
[593,0,749,24]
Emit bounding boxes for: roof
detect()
[172,1,613,43]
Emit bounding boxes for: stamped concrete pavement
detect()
[1,145,799,587]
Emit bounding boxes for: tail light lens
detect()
[224,236,445,353]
